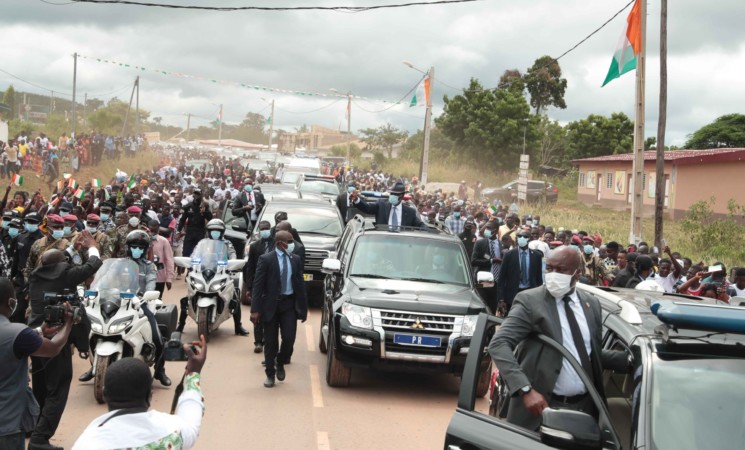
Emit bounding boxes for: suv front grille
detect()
[374,309,459,359]
[304,249,329,272]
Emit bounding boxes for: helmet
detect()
[125,230,151,258]
[206,219,226,240]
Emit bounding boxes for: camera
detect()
[164,331,197,361]
[43,289,82,324]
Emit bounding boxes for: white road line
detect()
[309,365,324,408]
[305,324,315,352]
[316,431,330,450]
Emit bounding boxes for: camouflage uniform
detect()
[93,230,113,260]
[98,218,117,244]
[23,235,71,280]
[113,225,150,258]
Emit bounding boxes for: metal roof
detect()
[571,148,745,165]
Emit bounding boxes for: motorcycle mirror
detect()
[131,297,141,310]
[142,291,161,302]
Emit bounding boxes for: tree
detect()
[524,56,567,115]
[645,136,656,150]
[329,143,361,159]
[377,123,408,159]
[435,78,534,170]
[564,112,634,160]
[685,114,745,149]
[497,69,525,95]
[3,85,17,120]
[402,127,456,162]
[86,98,104,111]
[358,127,381,151]
[535,115,567,167]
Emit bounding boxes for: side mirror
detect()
[227,259,246,271]
[540,408,601,450]
[321,258,341,274]
[232,221,247,232]
[476,271,495,288]
[174,256,192,269]
[142,291,161,302]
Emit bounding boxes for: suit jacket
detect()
[231,190,265,228]
[498,247,543,306]
[244,238,273,288]
[354,199,426,229]
[336,193,352,223]
[471,237,502,272]
[251,251,308,322]
[612,267,634,288]
[488,286,629,430]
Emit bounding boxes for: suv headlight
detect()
[341,303,373,330]
[461,315,479,336]
[109,318,132,334]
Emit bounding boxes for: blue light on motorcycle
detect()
[84,290,97,298]
[120,292,135,299]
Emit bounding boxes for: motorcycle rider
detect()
[175,219,249,336]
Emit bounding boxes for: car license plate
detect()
[303,273,313,281]
[393,334,441,347]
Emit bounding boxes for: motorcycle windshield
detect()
[190,239,230,273]
[90,258,141,302]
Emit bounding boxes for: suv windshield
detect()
[651,357,745,450]
[349,235,470,285]
[300,180,339,196]
[261,204,342,236]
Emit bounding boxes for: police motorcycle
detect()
[174,239,245,341]
[83,258,176,403]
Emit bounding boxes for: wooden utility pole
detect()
[83,93,87,130]
[218,104,223,146]
[71,52,77,138]
[420,66,434,187]
[186,113,191,141]
[654,0,668,251]
[267,99,275,152]
[630,0,647,245]
[121,77,138,137]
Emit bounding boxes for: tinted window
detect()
[260,204,342,237]
[528,181,544,190]
[300,181,340,196]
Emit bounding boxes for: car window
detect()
[528,181,544,190]
[602,335,635,450]
[260,204,342,237]
[300,180,340,196]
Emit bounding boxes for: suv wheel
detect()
[475,359,492,398]
[326,323,351,387]
[318,304,328,354]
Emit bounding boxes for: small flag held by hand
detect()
[74,188,85,200]
[489,205,498,214]
[127,180,137,189]
[69,179,78,189]
[92,178,101,188]
[11,174,23,186]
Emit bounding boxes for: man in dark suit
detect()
[250,230,308,388]
[349,181,425,229]
[275,221,306,267]
[471,219,502,312]
[336,180,357,224]
[244,220,273,352]
[231,178,265,233]
[498,229,543,313]
[489,246,630,431]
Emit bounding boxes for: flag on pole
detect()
[10,174,23,186]
[74,188,85,200]
[92,178,101,188]
[216,108,222,125]
[489,205,498,215]
[409,75,431,107]
[602,0,642,86]
[266,115,272,125]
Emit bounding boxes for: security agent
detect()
[244,220,273,353]
[177,188,212,257]
[27,232,103,450]
[10,213,43,323]
[349,181,426,229]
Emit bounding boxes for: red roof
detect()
[571,148,745,166]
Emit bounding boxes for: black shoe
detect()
[28,439,63,450]
[154,370,172,387]
[235,325,249,336]
[176,323,185,333]
[253,343,263,353]
[277,365,286,381]
[78,368,94,382]
[264,376,275,388]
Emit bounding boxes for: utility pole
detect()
[121,77,138,137]
[186,113,191,141]
[49,91,54,117]
[71,52,77,138]
[654,0,668,251]
[267,99,275,152]
[420,66,434,187]
[629,0,647,245]
[135,77,140,136]
[218,104,223,146]
[83,92,87,130]
[345,93,352,166]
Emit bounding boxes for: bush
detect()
[681,197,745,265]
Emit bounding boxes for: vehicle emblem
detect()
[411,317,425,329]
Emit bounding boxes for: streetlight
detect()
[261,97,276,152]
[330,88,352,166]
[402,61,435,187]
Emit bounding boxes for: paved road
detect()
[52,281,488,449]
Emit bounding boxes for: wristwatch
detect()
[519,385,532,396]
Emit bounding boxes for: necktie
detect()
[520,250,529,286]
[280,253,288,294]
[562,296,593,382]
[391,205,399,227]
[489,240,500,280]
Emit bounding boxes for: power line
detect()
[0,67,73,97]
[275,98,344,115]
[352,74,425,113]
[68,0,481,12]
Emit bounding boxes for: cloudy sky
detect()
[2,0,744,146]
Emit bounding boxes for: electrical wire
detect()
[68,0,481,12]
[0,67,73,97]
[275,98,343,115]
[352,74,425,113]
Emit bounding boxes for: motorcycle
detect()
[174,240,246,341]
[84,259,172,404]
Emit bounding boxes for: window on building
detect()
[579,172,586,187]
[642,173,646,189]
[606,172,614,189]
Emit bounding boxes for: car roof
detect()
[263,198,337,209]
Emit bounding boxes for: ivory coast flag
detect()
[409,75,431,107]
[10,174,22,186]
[602,0,642,87]
[92,178,101,187]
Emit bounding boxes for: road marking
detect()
[309,365,324,407]
[306,324,315,351]
[316,431,330,450]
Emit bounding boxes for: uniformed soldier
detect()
[0,210,20,255]
[97,201,117,243]
[62,213,79,240]
[23,214,70,281]
[85,213,112,259]
[113,205,148,258]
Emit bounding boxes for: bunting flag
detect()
[92,178,101,188]
[10,174,23,186]
[409,75,431,107]
[602,0,643,86]
[74,188,85,200]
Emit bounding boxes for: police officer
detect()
[176,219,248,336]
[0,209,19,255]
[10,213,43,323]
[177,188,212,257]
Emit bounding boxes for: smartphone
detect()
[661,239,667,249]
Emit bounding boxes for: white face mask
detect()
[544,271,575,298]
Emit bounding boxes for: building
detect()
[572,148,745,219]
[277,125,355,152]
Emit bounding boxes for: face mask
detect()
[0,222,7,229]
[87,226,98,234]
[433,255,445,266]
[63,226,72,236]
[244,185,253,192]
[347,186,355,193]
[517,237,529,248]
[25,224,38,233]
[260,229,271,240]
[51,229,64,240]
[8,228,19,238]
[286,242,295,253]
[545,271,575,298]
[129,217,140,227]
[583,245,594,255]
[533,219,539,226]
[130,247,144,259]
[484,230,492,239]
[210,230,222,240]
[60,210,70,216]
[453,212,461,219]
[526,220,532,226]
[389,194,400,206]
[100,213,110,221]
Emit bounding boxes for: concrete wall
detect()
[674,162,745,217]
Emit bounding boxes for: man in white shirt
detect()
[73,336,207,450]
[653,246,683,293]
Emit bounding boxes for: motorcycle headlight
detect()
[109,318,132,334]
[89,316,103,333]
[341,303,373,330]
[189,278,205,291]
[210,280,227,292]
[460,315,479,336]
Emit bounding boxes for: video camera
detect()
[43,289,82,324]
[164,331,197,361]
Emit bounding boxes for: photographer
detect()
[27,232,103,450]
[0,278,75,450]
[73,335,208,450]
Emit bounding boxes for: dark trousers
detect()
[0,431,24,450]
[141,302,165,375]
[182,234,203,257]
[478,285,499,313]
[263,297,298,378]
[10,284,27,323]
[155,282,166,299]
[254,321,264,345]
[30,345,72,442]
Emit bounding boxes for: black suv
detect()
[445,284,745,450]
[319,215,494,391]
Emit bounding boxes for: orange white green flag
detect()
[602,0,642,87]
[409,75,431,107]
